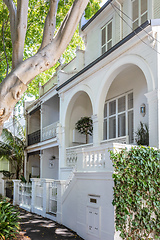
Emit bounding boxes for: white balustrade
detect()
[66,149,77,167]
[66,143,93,168]
[66,138,130,172]
[42,121,58,141]
[83,151,105,169]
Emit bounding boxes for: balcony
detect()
[28,130,40,146]
[42,122,58,141]
[66,136,129,171]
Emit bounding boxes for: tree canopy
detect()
[0,0,101,99]
[0,0,101,135]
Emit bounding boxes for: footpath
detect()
[17,208,84,240]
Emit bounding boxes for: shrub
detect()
[135,121,149,146]
[0,198,20,239]
[110,146,160,239]
[75,116,93,144]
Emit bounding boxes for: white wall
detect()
[62,172,114,240]
[27,155,40,179]
[41,147,59,179]
[42,95,59,128]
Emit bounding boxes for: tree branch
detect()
[39,0,59,51]
[54,0,89,52]
[0,0,89,130]
[2,18,10,76]
[3,0,17,44]
[12,0,29,69]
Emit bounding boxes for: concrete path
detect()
[18,208,84,240]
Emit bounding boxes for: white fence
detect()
[13,179,66,223]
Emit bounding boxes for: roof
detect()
[81,0,113,31]
[56,20,150,91]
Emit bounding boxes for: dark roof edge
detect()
[57,20,150,91]
[81,0,113,31]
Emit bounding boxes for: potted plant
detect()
[135,122,149,146]
[75,116,93,144]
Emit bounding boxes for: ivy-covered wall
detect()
[110,146,160,240]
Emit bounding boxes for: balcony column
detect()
[145,90,160,148]
[24,151,27,179]
[12,180,21,206]
[56,123,65,179]
[39,151,43,178]
[92,114,101,146]
[40,105,43,142]
[56,180,66,224]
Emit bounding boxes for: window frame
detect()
[103,91,134,143]
[132,0,148,30]
[101,19,113,54]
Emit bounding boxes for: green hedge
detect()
[110,146,160,239]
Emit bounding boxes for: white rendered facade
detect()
[18,1,160,239]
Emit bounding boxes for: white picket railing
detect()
[48,181,57,215]
[13,179,66,222]
[35,180,43,210]
[18,182,32,211]
[42,121,58,141]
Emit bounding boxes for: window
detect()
[132,0,148,30]
[101,19,113,54]
[103,92,134,143]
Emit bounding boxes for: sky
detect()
[100,0,107,6]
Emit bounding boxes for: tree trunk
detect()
[86,134,88,144]
[0,0,89,136]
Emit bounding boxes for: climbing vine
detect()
[110,146,160,240]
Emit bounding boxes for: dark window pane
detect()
[107,41,112,50]
[141,0,147,15]
[109,100,116,116]
[102,27,106,46]
[118,113,126,137]
[132,0,138,21]
[133,20,138,30]
[109,116,116,139]
[128,110,134,143]
[141,12,148,24]
[128,93,133,109]
[118,96,125,113]
[102,46,106,54]
[107,21,112,41]
[104,103,107,118]
[103,119,107,140]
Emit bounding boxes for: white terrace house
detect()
[13,0,160,239]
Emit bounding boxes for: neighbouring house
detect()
[13,0,160,239]
[0,109,26,198]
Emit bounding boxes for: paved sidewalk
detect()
[18,208,84,240]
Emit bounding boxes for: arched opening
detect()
[65,91,93,147]
[103,65,148,144]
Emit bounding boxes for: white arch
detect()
[62,84,94,127]
[95,54,155,115]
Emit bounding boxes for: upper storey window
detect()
[101,19,113,54]
[132,0,148,30]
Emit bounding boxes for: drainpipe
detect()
[114,0,123,40]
